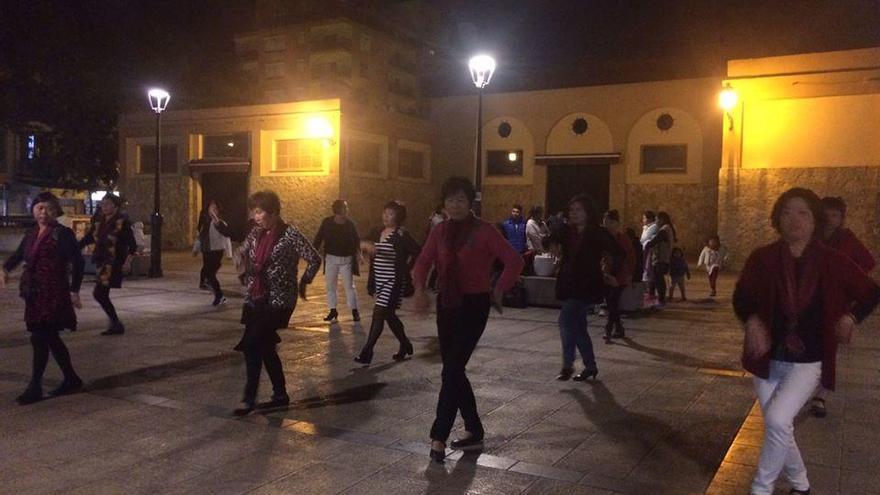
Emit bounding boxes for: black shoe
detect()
[450,433,484,450]
[212,295,227,306]
[257,394,290,409]
[323,309,338,322]
[790,488,810,495]
[555,368,574,381]
[429,442,446,463]
[393,341,414,361]
[811,397,826,418]
[101,322,125,336]
[233,401,255,416]
[573,368,598,381]
[16,388,43,405]
[603,323,613,341]
[48,377,83,397]
[354,351,373,365]
[352,309,360,322]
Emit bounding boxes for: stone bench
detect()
[520,276,647,311]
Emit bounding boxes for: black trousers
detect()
[28,328,78,390]
[201,250,224,298]
[243,346,286,403]
[605,286,623,330]
[359,305,409,357]
[654,262,670,304]
[430,293,490,442]
[239,310,288,403]
[93,285,120,324]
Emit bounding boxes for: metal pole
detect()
[474,87,483,217]
[149,111,163,278]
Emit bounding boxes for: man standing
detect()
[313,200,361,322]
[500,204,528,254]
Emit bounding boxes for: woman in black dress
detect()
[2,192,85,404]
[195,200,233,306]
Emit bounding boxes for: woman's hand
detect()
[744,315,770,359]
[359,240,375,257]
[413,287,430,316]
[835,314,856,344]
[71,292,82,309]
[491,286,504,314]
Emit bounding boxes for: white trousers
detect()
[324,254,358,310]
[751,360,821,495]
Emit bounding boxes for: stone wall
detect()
[123,175,195,249]
[251,175,339,241]
[718,166,880,269]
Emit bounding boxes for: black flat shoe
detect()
[450,434,484,450]
[573,368,598,381]
[790,488,810,495]
[810,397,826,418]
[393,341,414,361]
[353,352,373,365]
[16,388,43,405]
[323,309,338,322]
[556,368,573,381]
[48,377,83,397]
[233,401,255,416]
[101,322,125,336]
[257,394,290,409]
[429,442,446,463]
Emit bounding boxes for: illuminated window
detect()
[138,144,178,174]
[640,144,687,173]
[204,133,250,159]
[274,139,323,173]
[487,150,523,177]
[348,139,382,175]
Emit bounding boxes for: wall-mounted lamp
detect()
[507,151,518,162]
[306,116,335,146]
[719,83,738,131]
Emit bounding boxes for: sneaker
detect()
[212,296,227,306]
[323,309,338,322]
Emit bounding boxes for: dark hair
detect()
[32,191,62,217]
[248,190,281,216]
[657,211,678,243]
[102,193,123,208]
[820,196,847,217]
[770,187,825,237]
[332,199,347,215]
[383,200,407,226]
[604,209,620,222]
[528,205,543,219]
[440,176,476,205]
[643,210,656,221]
[671,247,684,257]
[512,204,523,212]
[706,234,721,247]
[568,194,598,226]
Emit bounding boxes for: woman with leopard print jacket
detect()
[233,190,321,416]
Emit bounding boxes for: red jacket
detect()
[825,227,876,273]
[733,240,880,390]
[413,218,523,295]
[612,230,636,287]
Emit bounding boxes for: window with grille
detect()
[138,144,178,174]
[274,139,323,173]
[398,148,425,179]
[640,144,687,173]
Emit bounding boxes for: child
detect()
[697,235,728,297]
[668,247,690,301]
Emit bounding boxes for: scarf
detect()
[777,241,820,356]
[26,223,55,261]
[249,225,280,300]
[439,213,476,308]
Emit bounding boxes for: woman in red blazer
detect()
[733,188,880,495]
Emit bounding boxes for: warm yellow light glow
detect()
[306,116,334,140]
[719,84,738,111]
[227,142,235,147]
[508,152,517,162]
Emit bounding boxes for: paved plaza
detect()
[1,252,879,494]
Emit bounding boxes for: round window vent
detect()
[656,113,674,131]
[571,117,588,135]
[497,121,512,138]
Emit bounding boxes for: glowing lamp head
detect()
[148,88,171,114]
[306,117,334,140]
[508,152,518,162]
[719,84,737,111]
[468,54,496,89]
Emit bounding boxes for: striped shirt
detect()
[372,231,400,308]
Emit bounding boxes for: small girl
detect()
[668,248,690,301]
[697,235,729,297]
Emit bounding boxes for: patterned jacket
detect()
[240,223,321,308]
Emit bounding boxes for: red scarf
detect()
[439,213,476,308]
[249,225,280,300]
[777,241,820,355]
[26,223,55,261]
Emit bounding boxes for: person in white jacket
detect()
[697,235,729,297]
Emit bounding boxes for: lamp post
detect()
[468,54,496,217]
[147,88,170,278]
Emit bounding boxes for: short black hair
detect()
[248,190,281,216]
[512,204,523,212]
[568,194,598,226]
[604,209,620,222]
[821,196,847,216]
[332,199,347,215]
[440,176,476,205]
[383,200,407,225]
[32,191,62,217]
[528,205,543,219]
[102,193,123,208]
[770,187,825,238]
[643,210,656,221]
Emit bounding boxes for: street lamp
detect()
[147,88,170,278]
[468,54,496,217]
[719,83,738,131]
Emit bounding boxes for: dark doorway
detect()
[546,163,610,217]
[200,172,249,241]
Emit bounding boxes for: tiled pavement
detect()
[1,252,878,494]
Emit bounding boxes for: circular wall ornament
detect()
[497,121,512,138]
[656,113,674,131]
[571,117,589,135]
